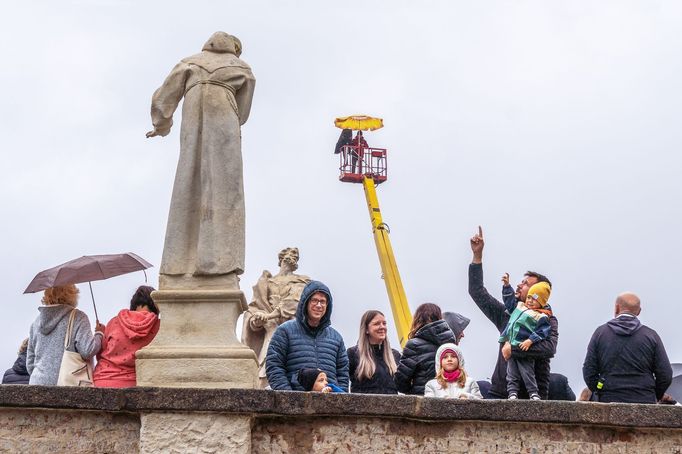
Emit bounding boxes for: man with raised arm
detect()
[468,226,559,399]
[583,292,671,403]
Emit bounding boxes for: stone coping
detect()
[0,386,680,429]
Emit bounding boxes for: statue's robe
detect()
[151,35,255,276]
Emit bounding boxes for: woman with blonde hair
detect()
[394,303,456,395]
[347,310,401,394]
[27,284,104,385]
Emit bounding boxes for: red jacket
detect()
[351,136,368,148]
[93,309,160,388]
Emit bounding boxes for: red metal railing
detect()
[338,145,388,184]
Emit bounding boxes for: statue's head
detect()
[278,247,300,270]
[232,35,242,57]
[202,31,241,56]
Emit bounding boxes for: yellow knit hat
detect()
[527,282,551,307]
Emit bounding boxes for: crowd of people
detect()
[3,227,676,406]
[3,284,160,387]
[264,227,675,404]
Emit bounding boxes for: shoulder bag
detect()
[57,309,94,387]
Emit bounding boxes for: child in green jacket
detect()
[499,280,552,400]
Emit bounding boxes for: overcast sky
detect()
[2,1,681,393]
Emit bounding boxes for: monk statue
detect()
[146,31,255,290]
[242,248,311,388]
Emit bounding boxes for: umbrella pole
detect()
[143,269,148,283]
[88,281,100,323]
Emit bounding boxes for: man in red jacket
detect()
[350,131,368,173]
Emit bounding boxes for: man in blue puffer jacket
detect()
[266,281,349,391]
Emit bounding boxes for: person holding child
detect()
[499,279,553,400]
[424,343,483,399]
[468,226,558,399]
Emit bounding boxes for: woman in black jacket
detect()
[2,339,30,385]
[394,303,456,395]
[347,310,401,394]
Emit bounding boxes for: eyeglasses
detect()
[309,298,328,307]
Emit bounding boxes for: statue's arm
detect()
[147,62,189,138]
[235,70,256,125]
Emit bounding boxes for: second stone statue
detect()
[242,248,311,388]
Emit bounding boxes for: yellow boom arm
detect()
[362,175,412,347]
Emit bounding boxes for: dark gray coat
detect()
[27,305,102,386]
[2,352,30,385]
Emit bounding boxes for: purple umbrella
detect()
[24,252,153,321]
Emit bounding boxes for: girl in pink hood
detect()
[93,286,160,388]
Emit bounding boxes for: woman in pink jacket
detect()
[93,286,160,388]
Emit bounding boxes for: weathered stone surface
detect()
[128,387,272,413]
[2,386,682,430]
[252,416,682,453]
[140,412,251,454]
[136,289,258,389]
[2,387,682,452]
[0,408,138,453]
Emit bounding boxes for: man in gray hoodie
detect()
[27,286,103,386]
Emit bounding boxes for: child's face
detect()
[441,352,459,372]
[312,372,328,392]
[525,295,542,310]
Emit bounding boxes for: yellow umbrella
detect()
[334,115,384,131]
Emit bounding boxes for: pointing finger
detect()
[478,225,483,238]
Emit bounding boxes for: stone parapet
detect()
[1,386,681,429]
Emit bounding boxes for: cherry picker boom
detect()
[334,115,412,346]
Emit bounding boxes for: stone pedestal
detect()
[136,289,258,389]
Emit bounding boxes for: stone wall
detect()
[252,417,682,453]
[0,408,139,453]
[1,386,681,453]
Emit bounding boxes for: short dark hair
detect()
[130,285,159,314]
[525,271,552,289]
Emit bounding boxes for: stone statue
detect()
[146,31,256,290]
[242,248,311,387]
